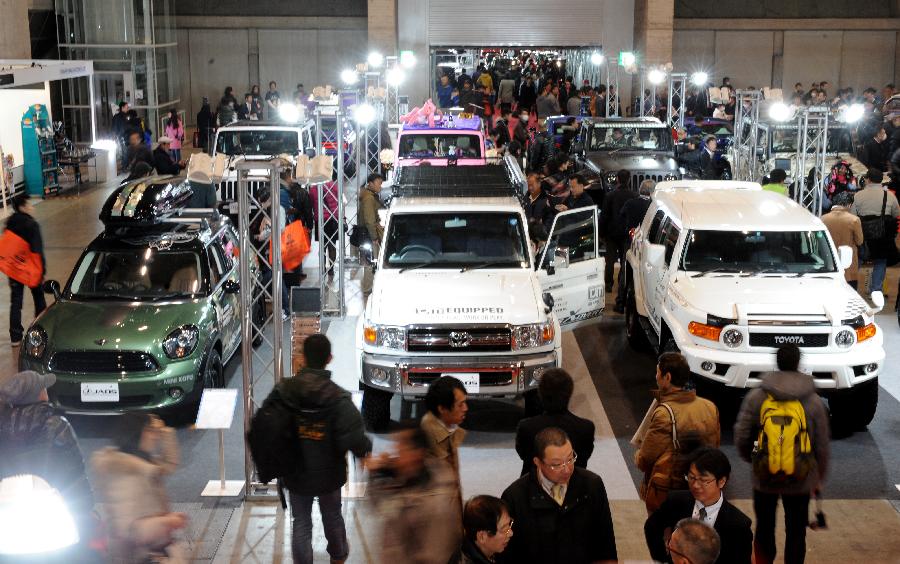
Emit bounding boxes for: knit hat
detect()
[0,370,56,405]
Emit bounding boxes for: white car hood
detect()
[672,272,866,322]
[371,270,542,326]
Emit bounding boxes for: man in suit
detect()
[644,447,752,564]
[699,135,719,180]
[515,368,594,476]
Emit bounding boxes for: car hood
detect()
[36,299,211,351]
[672,272,867,322]
[586,152,678,173]
[370,269,542,326]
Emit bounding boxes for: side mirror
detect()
[869,290,885,314]
[553,247,570,270]
[542,292,555,314]
[359,243,376,266]
[223,279,240,294]
[645,243,666,267]
[838,246,853,270]
[305,147,317,159]
[42,280,61,299]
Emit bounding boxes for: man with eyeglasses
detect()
[644,447,752,564]
[458,495,513,563]
[500,427,617,564]
[667,518,721,564]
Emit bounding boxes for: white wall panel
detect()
[315,29,368,87]
[782,31,843,91]
[673,30,715,75]
[839,31,896,93]
[714,31,773,88]
[258,29,320,98]
[428,0,606,46]
[188,29,250,118]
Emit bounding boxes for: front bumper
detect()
[678,341,884,391]
[21,354,202,414]
[359,349,560,397]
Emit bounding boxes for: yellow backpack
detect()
[752,393,816,486]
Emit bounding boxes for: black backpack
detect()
[246,388,301,484]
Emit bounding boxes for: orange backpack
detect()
[0,230,43,288]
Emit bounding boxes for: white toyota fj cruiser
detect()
[624,181,885,430]
[357,159,606,429]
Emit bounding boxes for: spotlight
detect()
[278,103,302,123]
[367,52,384,68]
[843,103,865,123]
[340,69,359,85]
[386,67,406,86]
[399,50,416,69]
[619,51,636,67]
[590,52,604,66]
[690,71,709,86]
[354,103,377,125]
[768,102,793,122]
[647,69,666,85]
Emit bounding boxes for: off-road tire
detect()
[524,389,543,417]
[829,377,878,434]
[362,385,392,432]
[166,347,223,426]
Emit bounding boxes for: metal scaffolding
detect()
[385,56,401,124]
[794,107,830,216]
[237,159,284,498]
[637,69,658,118]
[605,61,621,117]
[362,101,384,177]
[731,89,764,182]
[666,73,687,131]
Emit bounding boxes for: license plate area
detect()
[405,367,515,390]
[80,382,120,402]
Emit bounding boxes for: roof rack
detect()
[392,156,525,200]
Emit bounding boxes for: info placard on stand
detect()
[196,388,244,496]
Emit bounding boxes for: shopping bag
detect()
[0,230,42,288]
[270,221,311,272]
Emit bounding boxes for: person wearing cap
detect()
[0,370,96,543]
[822,191,864,289]
[761,168,789,197]
[852,168,900,296]
[153,136,186,176]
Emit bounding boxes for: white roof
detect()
[389,196,523,214]
[654,184,824,231]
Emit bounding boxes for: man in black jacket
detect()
[556,173,594,212]
[0,370,95,549]
[699,135,719,180]
[266,334,372,564]
[5,194,46,345]
[153,137,185,175]
[126,130,154,172]
[644,447,752,564]
[525,172,553,232]
[621,179,655,242]
[515,369,594,476]
[501,427,617,564]
[600,169,637,312]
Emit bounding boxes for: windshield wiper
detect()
[747,267,787,277]
[460,260,519,273]
[399,260,440,274]
[690,267,737,278]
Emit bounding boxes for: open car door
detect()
[537,206,605,330]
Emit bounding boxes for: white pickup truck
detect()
[357,160,605,429]
[624,181,885,431]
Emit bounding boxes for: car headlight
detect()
[605,171,618,185]
[24,326,47,359]
[834,329,854,348]
[163,325,199,359]
[363,323,406,350]
[512,322,555,350]
[721,328,743,348]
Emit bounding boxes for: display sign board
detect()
[194,388,238,429]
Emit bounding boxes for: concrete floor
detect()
[5,177,900,562]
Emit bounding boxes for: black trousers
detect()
[604,238,627,307]
[753,489,811,564]
[9,278,46,342]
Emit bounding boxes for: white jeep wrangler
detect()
[624,180,885,430]
[357,160,606,429]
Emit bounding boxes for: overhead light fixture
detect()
[400,50,416,69]
[690,71,709,86]
[367,52,384,68]
[768,102,793,122]
[386,67,406,86]
[590,52,604,66]
[340,69,359,85]
[354,103,377,125]
[843,103,865,123]
[278,103,302,123]
[647,69,666,85]
[619,51,636,67]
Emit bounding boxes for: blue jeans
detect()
[169,148,181,162]
[870,259,887,294]
[289,489,348,564]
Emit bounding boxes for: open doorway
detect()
[93,72,133,137]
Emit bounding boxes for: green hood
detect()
[36,298,214,354]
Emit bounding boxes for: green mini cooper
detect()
[19,179,257,417]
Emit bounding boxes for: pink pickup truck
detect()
[395,115,487,167]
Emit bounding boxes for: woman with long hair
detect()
[163,109,184,162]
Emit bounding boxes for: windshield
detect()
[589,125,673,151]
[682,230,836,274]
[398,133,483,159]
[770,128,853,154]
[69,249,205,299]
[699,123,733,136]
[383,212,528,269]
[215,130,299,156]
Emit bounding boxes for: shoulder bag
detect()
[860,191,889,241]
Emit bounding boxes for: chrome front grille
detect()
[631,172,666,187]
[406,326,512,353]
